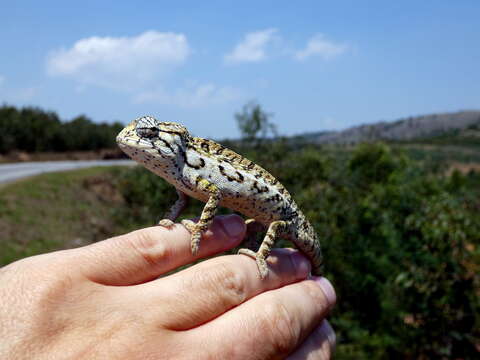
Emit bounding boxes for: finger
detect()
[287,320,336,360]
[187,277,336,360]
[144,248,311,329]
[76,215,246,285]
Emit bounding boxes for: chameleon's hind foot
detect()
[238,220,287,279]
[181,219,202,255]
[158,219,175,228]
[238,248,269,279]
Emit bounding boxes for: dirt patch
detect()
[447,162,480,175]
[82,175,125,204]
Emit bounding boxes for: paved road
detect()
[0,160,135,184]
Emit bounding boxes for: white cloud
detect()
[133,83,241,108]
[46,31,190,90]
[294,34,347,61]
[224,28,278,64]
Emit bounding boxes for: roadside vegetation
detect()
[0,102,479,358]
[0,167,134,265]
[0,104,123,154]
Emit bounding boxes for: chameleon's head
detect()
[117,116,191,160]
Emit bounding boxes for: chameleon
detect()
[116,116,323,279]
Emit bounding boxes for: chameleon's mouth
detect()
[116,122,143,147]
[117,135,153,150]
[117,118,163,152]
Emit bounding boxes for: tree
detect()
[0,104,124,153]
[235,101,277,145]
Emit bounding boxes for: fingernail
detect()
[221,215,246,239]
[291,251,311,277]
[312,276,336,307]
[319,320,336,349]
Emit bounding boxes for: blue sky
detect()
[0,1,479,138]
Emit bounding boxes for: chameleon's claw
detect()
[190,232,201,255]
[181,219,195,230]
[159,219,175,228]
[181,219,202,255]
[238,248,269,279]
[237,248,256,258]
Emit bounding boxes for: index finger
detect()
[75,215,246,286]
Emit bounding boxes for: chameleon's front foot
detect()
[181,219,202,255]
[238,248,269,279]
[158,219,175,228]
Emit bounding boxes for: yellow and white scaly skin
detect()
[117,116,323,278]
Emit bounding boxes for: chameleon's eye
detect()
[137,127,159,139]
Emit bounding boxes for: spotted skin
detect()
[117,116,323,278]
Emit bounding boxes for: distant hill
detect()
[301,111,480,145]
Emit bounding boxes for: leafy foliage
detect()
[117,142,480,359]
[235,100,277,145]
[0,104,123,153]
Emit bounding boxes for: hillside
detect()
[302,110,480,144]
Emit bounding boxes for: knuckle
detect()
[194,260,248,305]
[28,267,75,311]
[127,229,170,268]
[259,298,301,355]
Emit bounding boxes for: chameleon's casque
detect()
[117,116,322,278]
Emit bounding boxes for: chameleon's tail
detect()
[296,218,323,276]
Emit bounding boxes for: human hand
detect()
[0,215,336,359]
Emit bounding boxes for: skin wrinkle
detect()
[262,299,302,357]
[211,261,249,305]
[288,321,334,359]
[164,262,247,331]
[128,229,172,270]
[301,280,331,313]
[224,305,289,360]
[81,244,136,284]
[29,276,107,354]
[82,227,186,285]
